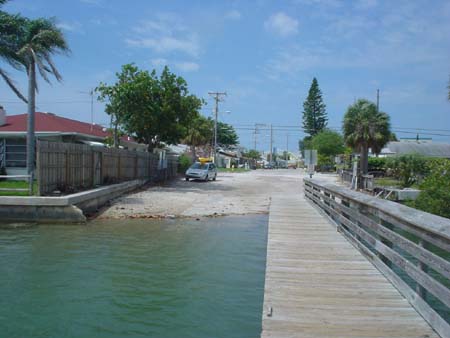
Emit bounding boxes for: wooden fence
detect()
[37,141,178,196]
[304,178,450,338]
[340,169,374,190]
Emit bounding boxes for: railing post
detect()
[28,172,33,196]
[416,239,428,299]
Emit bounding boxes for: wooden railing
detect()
[304,178,450,338]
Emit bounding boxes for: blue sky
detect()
[1,0,450,151]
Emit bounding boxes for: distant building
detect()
[399,137,433,143]
[0,111,144,175]
[379,141,450,159]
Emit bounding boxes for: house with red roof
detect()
[0,109,145,175]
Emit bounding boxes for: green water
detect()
[0,215,268,338]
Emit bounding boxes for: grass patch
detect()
[374,177,402,188]
[0,180,38,196]
[217,167,250,173]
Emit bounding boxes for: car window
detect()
[190,163,208,170]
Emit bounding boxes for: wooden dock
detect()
[261,193,440,338]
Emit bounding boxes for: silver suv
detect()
[185,162,217,181]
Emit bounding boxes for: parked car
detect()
[185,162,217,181]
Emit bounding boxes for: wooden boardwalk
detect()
[261,193,440,338]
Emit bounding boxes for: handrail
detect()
[304,178,450,338]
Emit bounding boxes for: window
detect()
[5,139,26,168]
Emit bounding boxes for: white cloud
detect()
[264,12,299,37]
[56,21,84,33]
[150,58,199,72]
[355,0,377,10]
[225,10,242,20]
[80,0,102,5]
[174,61,199,72]
[150,58,168,67]
[126,14,201,57]
[126,36,200,57]
[293,0,342,8]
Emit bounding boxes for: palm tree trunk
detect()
[26,60,36,179]
[360,143,369,175]
[191,145,196,162]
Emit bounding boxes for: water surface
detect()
[0,215,268,338]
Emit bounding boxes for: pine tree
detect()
[302,78,327,136]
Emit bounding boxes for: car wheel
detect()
[204,175,209,182]
[213,174,216,181]
[185,177,189,181]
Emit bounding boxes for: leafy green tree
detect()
[0,1,27,101]
[299,136,312,157]
[97,64,202,151]
[178,153,193,174]
[17,17,69,177]
[412,159,450,219]
[243,149,261,160]
[343,99,391,177]
[385,154,428,188]
[311,130,345,158]
[302,78,327,136]
[217,122,238,147]
[183,114,213,160]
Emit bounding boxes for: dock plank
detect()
[261,192,440,338]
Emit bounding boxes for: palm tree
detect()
[17,17,69,178]
[183,115,213,161]
[342,99,391,178]
[0,1,27,102]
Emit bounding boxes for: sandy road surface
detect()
[99,169,340,219]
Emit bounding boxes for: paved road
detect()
[99,169,338,219]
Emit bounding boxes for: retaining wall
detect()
[0,179,147,224]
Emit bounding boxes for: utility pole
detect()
[269,124,273,164]
[208,91,227,164]
[376,89,380,112]
[286,133,289,160]
[253,124,258,150]
[80,88,95,131]
[89,88,94,131]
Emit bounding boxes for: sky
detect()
[1,0,450,152]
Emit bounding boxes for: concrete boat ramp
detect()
[261,192,440,338]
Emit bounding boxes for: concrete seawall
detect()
[0,179,147,224]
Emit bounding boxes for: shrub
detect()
[385,154,428,188]
[368,157,386,171]
[316,154,334,172]
[411,159,450,219]
[178,153,192,174]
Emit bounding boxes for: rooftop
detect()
[382,141,450,158]
[0,112,109,139]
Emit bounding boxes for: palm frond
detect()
[31,48,50,83]
[0,12,27,68]
[42,51,62,81]
[0,67,27,103]
[18,17,70,85]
